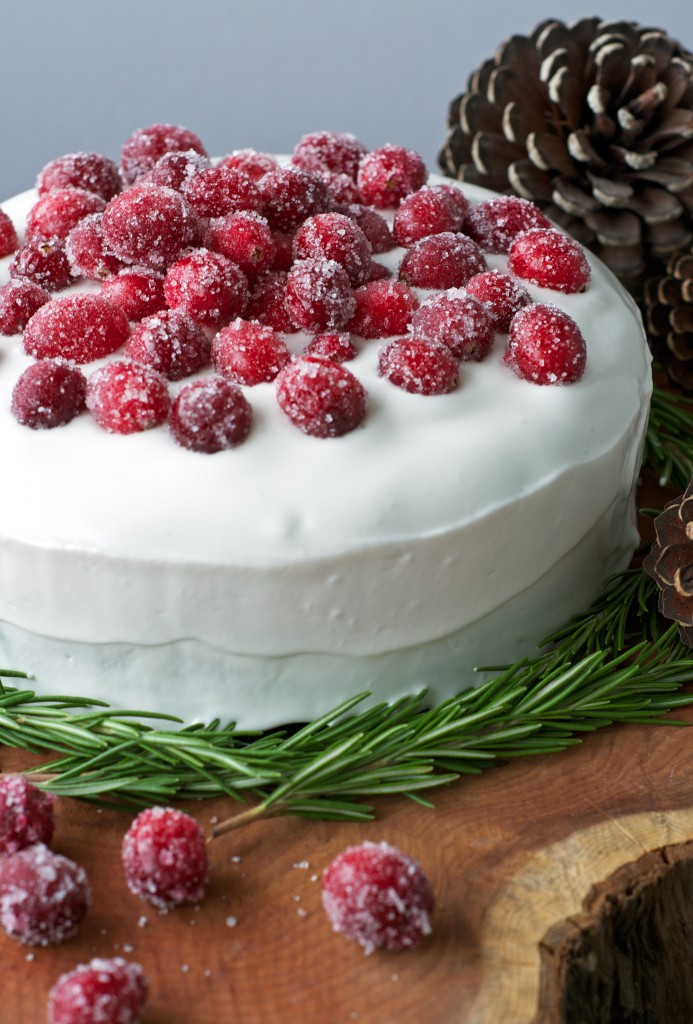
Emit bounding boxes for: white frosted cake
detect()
[0,136,651,729]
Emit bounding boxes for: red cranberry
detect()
[399,232,487,289]
[37,152,121,202]
[101,183,198,270]
[347,280,418,339]
[292,131,367,179]
[259,167,330,231]
[0,208,19,257]
[183,166,262,219]
[127,309,210,380]
[24,294,129,363]
[120,124,208,185]
[65,213,124,281]
[294,213,372,286]
[164,248,248,327]
[411,291,495,361]
[336,204,394,254]
[321,840,434,953]
[101,268,167,321]
[48,957,148,1024]
[505,303,587,385]
[86,360,170,433]
[0,776,55,855]
[304,332,357,362]
[12,360,87,429]
[379,338,459,395]
[213,319,291,385]
[465,196,551,254]
[246,271,295,333]
[508,228,591,293]
[271,229,295,271]
[121,806,208,912]
[429,183,469,221]
[0,843,90,946]
[145,149,211,191]
[276,357,367,437]
[207,211,276,280]
[357,145,427,208]
[464,270,532,332]
[26,188,106,241]
[319,171,361,205]
[393,187,461,246]
[0,279,50,335]
[169,376,253,453]
[10,237,75,291]
[286,258,355,333]
[219,149,279,181]
[368,261,391,281]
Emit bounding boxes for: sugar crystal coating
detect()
[26,188,106,242]
[321,840,434,954]
[245,271,295,333]
[121,807,208,912]
[464,270,532,332]
[411,290,495,361]
[505,303,587,385]
[259,167,330,231]
[10,237,75,291]
[65,213,124,281]
[183,165,262,219]
[0,208,19,257]
[101,267,166,321]
[0,843,90,945]
[86,360,170,433]
[465,195,551,254]
[24,294,129,362]
[120,124,208,185]
[0,278,50,335]
[213,318,291,385]
[347,279,419,339]
[335,203,394,254]
[292,131,367,179]
[206,211,276,280]
[127,309,210,380]
[219,149,279,181]
[0,776,55,855]
[304,331,357,362]
[102,183,199,270]
[508,228,591,294]
[399,232,487,289]
[378,337,459,395]
[293,213,372,286]
[286,257,355,333]
[48,956,148,1024]
[169,376,253,453]
[164,248,249,327]
[37,152,121,202]
[357,145,427,208]
[276,357,367,437]
[145,149,211,192]
[393,186,462,246]
[12,360,87,429]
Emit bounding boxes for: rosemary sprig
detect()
[643,381,693,489]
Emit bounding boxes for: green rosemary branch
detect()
[643,381,693,489]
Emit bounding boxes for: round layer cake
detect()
[0,155,651,729]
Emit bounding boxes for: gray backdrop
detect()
[1,0,691,198]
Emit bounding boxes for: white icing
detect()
[0,176,651,726]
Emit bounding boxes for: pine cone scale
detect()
[645,484,693,642]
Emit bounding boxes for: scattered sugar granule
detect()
[138,915,148,929]
[123,943,135,954]
[293,860,310,870]
[230,855,242,864]
[181,964,190,974]
[225,915,238,928]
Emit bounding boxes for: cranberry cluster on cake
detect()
[0,126,651,728]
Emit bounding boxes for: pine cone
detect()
[439,18,693,289]
[643,481,693,644]
[643,251,693,389]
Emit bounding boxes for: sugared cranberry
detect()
[207,211,276,280]
[321,840,434,953]
[24,294,129,362]
[465,196,551,254]
[213,319,291,385]
[164,248,248,327]
[294,213,372,286]
[259,167,330,231]
[145,149,211,192]
[48,957,148,1024]
[0,843,90,946]
[399,232,487,289]
[245,271,295,333]
[0,208,19,257]
[219,149,279,181]
[127,309,210,380]
[505,303,587,385]
[26,188,106,242]
[393,187,461,246]
[86,360,170,433]
[335,204,394,254]
[508,228,591,293]
[101,268,166,321]
[367,261,391,282]
[429,183,469,221]
[286,258,355,333]
[0,776,55,855]
[102,183,198,270]
[10,237,75,291]
[320,171,361,205]
[271,229,295,271]
[304,331,357,362]
[120,124,208,185]
[292,131,367,179]
[183,166,262,219]
[276,357,367,438]
[169,376,253,453]
[0,279,50,335]
[37,152,121,202]
[357,145,427,208]
[24,293,125,362]
[378,338,459,395]
[411,291,495,361]
[65,213,124,281]
[121,807,208,912]
[12,360,87,429]
[347,280,418,339]
[465,270,532,332]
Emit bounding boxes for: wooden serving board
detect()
[2,699,692,1024]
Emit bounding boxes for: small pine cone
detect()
[643,481,693,645]
[439,18,693,290]
[643,251,693,389]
